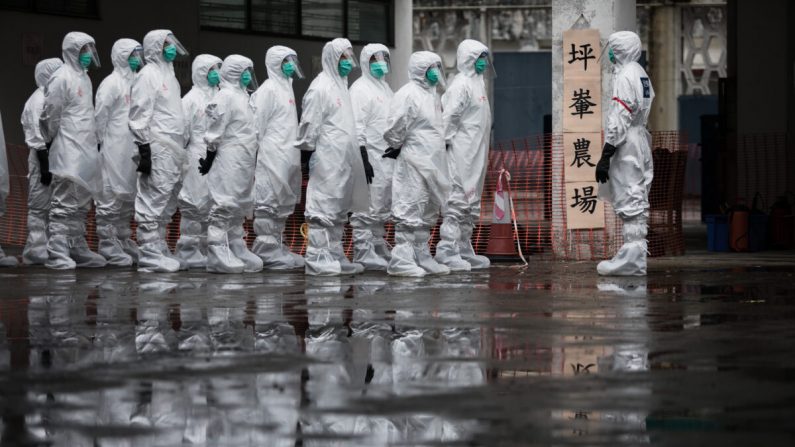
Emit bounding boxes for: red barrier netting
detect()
[1,132,688,261]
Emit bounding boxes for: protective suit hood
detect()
[607,31,642,66]
[359,43,389,83]
[220,54,253,91]
[409,51,441,89]
[110,38,141,82]
[265,45,296,85]
[191,53,222,91]
[456,39,488,77]
[62,32,95,72]
[321,38,353,87]
[35,58,63,89]
[142,29,172,65]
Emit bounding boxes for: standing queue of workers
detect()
[0,29,653,277]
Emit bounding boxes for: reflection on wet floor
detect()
[0,262,794,446]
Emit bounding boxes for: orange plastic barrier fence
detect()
[1,132,689,261]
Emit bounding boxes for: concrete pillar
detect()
[551,0,636,258]
[389,0,412,90]
[648,5,678,132]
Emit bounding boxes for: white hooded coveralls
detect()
[40,31,106,270]
[383,51,453,277]
[436,39,493,270]
[204,54,263,274]
[20,58,62,265]
[95,38,143,266]
[175,54,222,269]
[597,31,655,276]
[129,29,187,273]
[295,38,369,276]
[250,45,305,270]
[349,43,396,271]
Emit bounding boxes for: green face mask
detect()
[425,67,439,85]
[207,69,220,87]
[474,57,488,74]
[338,59,353,77]
[79,52,92,69]
[240,70,252,88]
[128,56,142,72]
[609,47,616,64]
[163,44,177,62]
[370,61,388,78]
[282,61,296,78]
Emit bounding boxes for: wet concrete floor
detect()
[1,251,794,446]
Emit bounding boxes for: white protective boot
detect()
[329,225,364,275]
[434,217,472,272]
[386,229,426,277]
[414,229,450,275]
[159,223,188,271]
[252,215,304,270]
[68,220,106,268]
[458,221,490,269]
[304,224,343,276]
[206,224,245,274]
[22,212,49,265]
[0,245,19,267]
[371,226,392,262]
[45,221,75,270]
[137,222,181,273]
[597,214,648,276]
[116,219,139,264]
[97,222,133,266]
[228,225,263,273]
[352,227,389,271]
[69,237,108,268]
[175,217,207,269]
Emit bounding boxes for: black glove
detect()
[382,147,401,159]
[136,143,152,175]
[446,143,451,151]
[198,149,216,176]
[595,143,617,183]
[35,149,52,186]
[97,143,101,152]
[360,146,374,184]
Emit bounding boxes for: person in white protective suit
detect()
[383,51,452,277]
[250,45,306,270]
[595,31,655,276]
[175,54,223,269]
[436,39,494,271]
[349,44,395,271]
[0,111,19,267]
[95,38,145,267]
[199,54,264,274]
[295,38,370,276]
[129,29,190,273]
[19,58,63,265]
[39,32,106,270]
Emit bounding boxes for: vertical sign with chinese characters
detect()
[563,28,604,229]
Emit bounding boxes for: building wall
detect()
[0,0,408,146]
[734,0,788,135]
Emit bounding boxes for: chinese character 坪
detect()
[567,43,595,71]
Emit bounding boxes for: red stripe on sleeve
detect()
[612,97,633,114]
